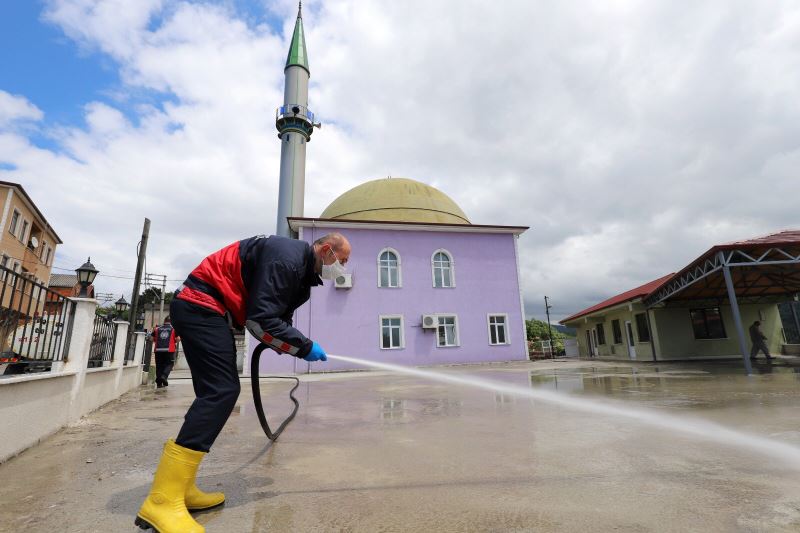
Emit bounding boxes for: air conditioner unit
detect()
[421,314,438,329]
[334,273,352,289]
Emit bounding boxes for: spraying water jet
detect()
[327,354,800,468]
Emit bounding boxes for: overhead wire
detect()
[52,265,183,282]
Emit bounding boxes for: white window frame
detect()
[20,218,29,243]
[379,314,404,350]
[8,209,19,237]
[0,254,8,281]
[436,314,459,347]
[487,313,510,345]
[44,246,52,266]
[431,249,455,288]
[377,247,402,288]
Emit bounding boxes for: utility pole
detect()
[144,273,167,328]
[94,292,115,304]
[544,296,554,358]
[126,218,150,361]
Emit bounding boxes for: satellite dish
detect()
[30,236,39,249]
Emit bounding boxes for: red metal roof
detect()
[562,230,800,323]
[560,273,674,324]
[717,229,800,249]
[643,229,800,302]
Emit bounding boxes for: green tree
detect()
[138,288,175,306]
[526,319,566,353]
[95,306,130,321]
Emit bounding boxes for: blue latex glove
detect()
[304,341,327,362]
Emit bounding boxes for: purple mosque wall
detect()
[253,223,528,374]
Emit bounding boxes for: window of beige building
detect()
[20,219,29,243]
[8,210,19,237]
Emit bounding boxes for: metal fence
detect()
[88,313,117,368]
[0,266,74,372]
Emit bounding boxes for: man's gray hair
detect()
[313,232,347,251]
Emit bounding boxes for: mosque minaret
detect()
[275,2,318,238]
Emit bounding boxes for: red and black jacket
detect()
[176,235,322,358]
[153,324,178,353]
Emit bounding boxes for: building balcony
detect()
[276,104,315,124]
[275,104,317,138]
[23,247,42,268]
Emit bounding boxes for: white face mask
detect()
[320,249,347,280]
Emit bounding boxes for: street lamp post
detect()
[114,295,129,320]
[135,312,145,332]
[75,258,99,298]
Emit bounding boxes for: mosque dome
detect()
[320,177,471,224]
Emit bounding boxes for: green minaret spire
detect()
[285,2,309,74]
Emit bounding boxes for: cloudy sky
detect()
[1,0,798,321]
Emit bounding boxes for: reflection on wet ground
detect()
[2,358,800,531]
[525,359,800,412]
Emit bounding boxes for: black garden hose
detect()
[250,343,300,441]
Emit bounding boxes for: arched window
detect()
[432,249,455,288]
[378,248,401,288]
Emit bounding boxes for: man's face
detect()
[322,243,351,266]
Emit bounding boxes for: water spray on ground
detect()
[327,354,800,468]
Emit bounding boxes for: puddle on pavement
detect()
[520,361,800,411]
[377,397,464,423]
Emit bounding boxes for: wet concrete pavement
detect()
[2,359,800,532]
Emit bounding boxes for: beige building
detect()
[0,181,61,286]
[561,231,800,372]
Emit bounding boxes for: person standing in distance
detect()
[749,320,773,361]
[136,233,351,533]
[151,316,179,388]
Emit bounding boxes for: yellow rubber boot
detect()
[184,441,225,511]
[186,483,225,511]
[146,439,225,511]
[135,440,205,533]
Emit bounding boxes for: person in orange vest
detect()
[151,316,180,388]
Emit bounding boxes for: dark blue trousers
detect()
[171,298,241,452]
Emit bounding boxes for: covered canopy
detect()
[644,230,800,307]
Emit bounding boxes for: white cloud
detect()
[2,0,799,319]
[0,91,43,127]
[41,0,164,60]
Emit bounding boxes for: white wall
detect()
[0,299,147,463]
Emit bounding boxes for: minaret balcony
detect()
[277,104,314,123]
[275,105,318,138]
